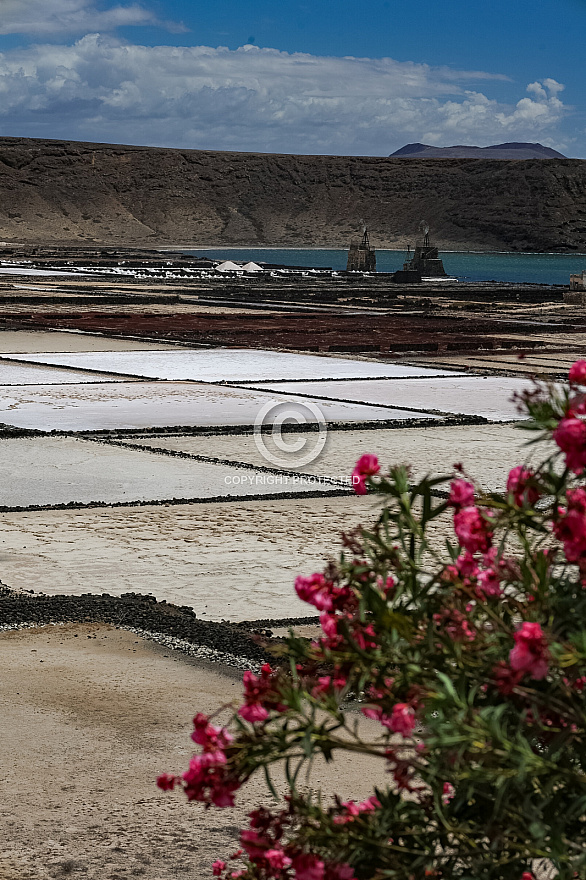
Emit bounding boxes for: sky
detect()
[0,0,584,157]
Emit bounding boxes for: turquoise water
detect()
[184,248,586,285]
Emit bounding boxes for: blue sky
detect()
[0,0,584,156]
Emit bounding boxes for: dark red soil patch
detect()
[3,311,570,353]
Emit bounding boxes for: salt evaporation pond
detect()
[11,349,463,382]
[0,265,79,276]
[0,330,185,354]
[0,382,434,431]
[122,422,542,492]
[0,360,139,386]
[0,437,344,507]
[0,497,374,619]
[258,376,532,422]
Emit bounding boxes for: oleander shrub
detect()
[158,362,586,880]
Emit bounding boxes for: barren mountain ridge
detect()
[0,136,584,251]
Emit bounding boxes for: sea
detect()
[184,248,586,286]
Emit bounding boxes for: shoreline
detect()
[175,246,586,257]
[3,242,586,256]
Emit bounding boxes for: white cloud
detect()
[0,36,572,155]
[419,80,567,144]
[495,79,565,128]
[0,0,184,36]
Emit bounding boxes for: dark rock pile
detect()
[0,584,278,667]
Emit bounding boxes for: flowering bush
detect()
[159,363,586,880]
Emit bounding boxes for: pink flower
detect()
[368,678,394,700]
[325,864,356,880]
[238,664,284,724]
[312,676,332,696]
[265,849,293,870]
[296,574,353,615]
[506,466,540,507]
[448,479,475,508]
[240,828,268,860]
[442,782,455,804]
[386,703,416,737]
[555,509,586,562]
[509,621,549,680]
[212,861,226,876]
[351,454,380,495]
[191,713,234,750]
[334,795,381,824]
[352,622,378,650]
[159,711,241,808]
[442,552,480,586]
[377,574,396,596]
[312,672,348,698]
[553,416,586,473]
[389,757,418,793]
[156,773,178,791]
[453,506,493,554]
[433,608,476,641]
[293,854,325,880]
[238,702,269,723]
[567,487,586,512]
[191,713,213,746]
[476,567,502,599]
[361,706,383,722]
[295,572,335,611]
[569,360,586,385]
[492,661,523,695]
[320,612,337,637]
[356,795,380,813]
[570,396,586,415]
[182,752,239,807]
[459,553,480,577]
[554,488,586,564]
[213,789,239,808]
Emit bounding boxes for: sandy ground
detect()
[0,437,343,507]
[122,423,542,493]
[0,497,377,620]
[0,624,382,880]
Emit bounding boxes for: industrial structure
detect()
[402,224,447,277]
[347,228,376,272]
[565,270,586,305]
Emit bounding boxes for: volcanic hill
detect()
[0,136,584,251]
[390,142,567,160]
